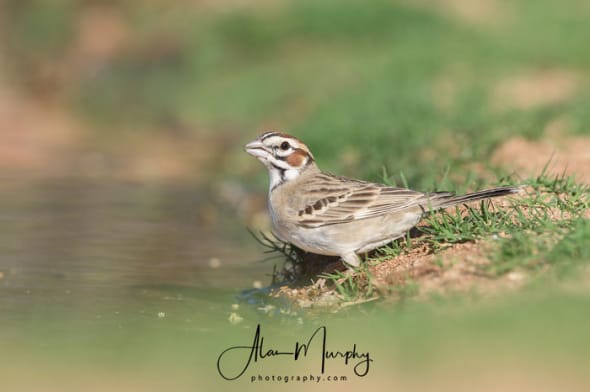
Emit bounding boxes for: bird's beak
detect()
[245,139,270,160]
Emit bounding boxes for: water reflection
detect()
[0,176,267,331]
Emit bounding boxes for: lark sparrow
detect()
[245,132,520,268]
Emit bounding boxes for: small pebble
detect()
[507,271,526,282]
[228,312,243,325]
[208,258,222,269]
[297,299,313,308]
[252,280,263,289]
[258,304,275,314]
[0,271,4,279]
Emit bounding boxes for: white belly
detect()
[270,210,423,257]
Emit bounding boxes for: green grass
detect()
[319,264,377,303]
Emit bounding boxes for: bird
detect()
[245,131,521,268]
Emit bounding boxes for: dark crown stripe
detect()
[260,131,280,140]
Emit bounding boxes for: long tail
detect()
[425,185,522,210]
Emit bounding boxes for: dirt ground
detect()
[492,135,590,184]
[273,226,531,310]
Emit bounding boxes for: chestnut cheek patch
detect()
[286,149,308,167]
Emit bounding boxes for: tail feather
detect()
[425,185,522,210]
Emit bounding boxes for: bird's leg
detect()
[341,252,361,268]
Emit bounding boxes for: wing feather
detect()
[295,175,427,228]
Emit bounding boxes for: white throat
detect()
[268,167,300,190]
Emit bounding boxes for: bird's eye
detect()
[280,141,290,150]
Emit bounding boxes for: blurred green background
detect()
[0,0,589,391]
[3,0,589,185]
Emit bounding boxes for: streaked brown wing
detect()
[295,174,425,228]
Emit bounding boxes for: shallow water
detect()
[0,176,269,336]
[0,177,330,391]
